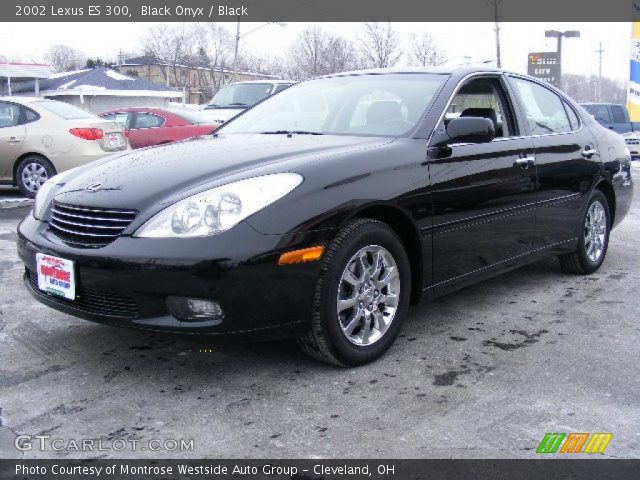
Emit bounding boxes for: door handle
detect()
[582,146,598,158]
[515,156,535,168]
[7,137,21,144]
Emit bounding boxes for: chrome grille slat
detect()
[50,202,138,247]
[51,214,128,230]
[51,210,133,223]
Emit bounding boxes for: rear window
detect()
[35,101,97,120]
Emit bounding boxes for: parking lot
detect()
[0,167,639,460]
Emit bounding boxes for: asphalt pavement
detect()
[0,167,639,459]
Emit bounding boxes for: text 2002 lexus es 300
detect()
[18,67,633,366]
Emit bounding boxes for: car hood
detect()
[53,134,393,211]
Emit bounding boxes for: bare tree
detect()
[359,23,401,69]
[44,45,86,72]
[285,27,359,80]
[410,33,446,67]
[142,24,196,88]
[562,74,625,104]
[191,23,233,98]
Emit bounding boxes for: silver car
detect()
[0,97,130,197]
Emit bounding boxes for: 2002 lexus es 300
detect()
[18,67,633,365]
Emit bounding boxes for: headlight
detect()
[134,173,303,238]
[33,169,77,220]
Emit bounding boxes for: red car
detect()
[100,107,219,149]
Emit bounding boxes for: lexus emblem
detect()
[83,182,103,192]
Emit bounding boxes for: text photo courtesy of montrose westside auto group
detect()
[0,0,639,478]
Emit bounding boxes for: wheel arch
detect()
[345,203,424,305]
[594,178,616,228]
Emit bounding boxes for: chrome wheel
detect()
[336,245,400,346]
[21,162,49,194]
[585,200,607,262]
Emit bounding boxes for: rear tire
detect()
[558,190,610,275]
[296,219,411,366]
[15,155,56,198]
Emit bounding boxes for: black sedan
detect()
[17,67,633,366]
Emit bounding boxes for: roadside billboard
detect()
[527,52,560,87]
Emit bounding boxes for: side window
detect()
[563,101,580,131]
[132,113,164,129]
[21,106,40,124]
[510,77,572,135]
[587,105,611,124]
[444,77,515,138]
[611,106,626,124]
[0,102,21,128]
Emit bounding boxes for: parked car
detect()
[18,67,633,366]
[199,80,295,124]
[580,103,640,159]
[0,97,129,197]
[100,107,219,149]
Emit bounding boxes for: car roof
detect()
[319,66,509,78]
[0,96,48,104]
[228,80,295,85]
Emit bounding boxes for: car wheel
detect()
[15,155,56,198]
[297,219,411,366]
[558,190,610,275]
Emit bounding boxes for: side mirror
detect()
[437,117,495,146]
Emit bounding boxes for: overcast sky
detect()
[0,22,630,82]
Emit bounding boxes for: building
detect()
[10,68,182,114]
[119,55,278,104]
[0,62,53,96]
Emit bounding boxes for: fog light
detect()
[166,296,224,322]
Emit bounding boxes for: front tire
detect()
[558,190,610,275]
[297,219,411,366]
[15,155,56,198]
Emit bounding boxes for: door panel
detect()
[429,136,537,285]
[507,76,602,249]
[530,129,601,249]
[0,124,26,179]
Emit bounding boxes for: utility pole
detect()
[492,0,502,68]
[596,42,604,102]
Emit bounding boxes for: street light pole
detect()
[545,29,580,90]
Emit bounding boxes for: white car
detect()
[0,97,130,197]
[199,80,295,124]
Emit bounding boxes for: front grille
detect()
[27,270,139,318]
[50,202,137,247]
[625,138,639,145]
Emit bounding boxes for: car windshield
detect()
[206,83,273,109]
[35,101,97,120]
[219,73,447,137]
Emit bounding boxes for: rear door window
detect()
[509,77,572,135]
[132,113,165,129]
[0,102,21,128]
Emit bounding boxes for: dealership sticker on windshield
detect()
[36,253,76,300]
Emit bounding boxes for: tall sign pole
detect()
[629,16,640,121]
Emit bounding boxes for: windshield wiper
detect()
[228,102,250,107]
[260,130,323,135]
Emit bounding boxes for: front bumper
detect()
[18,214,332,337]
